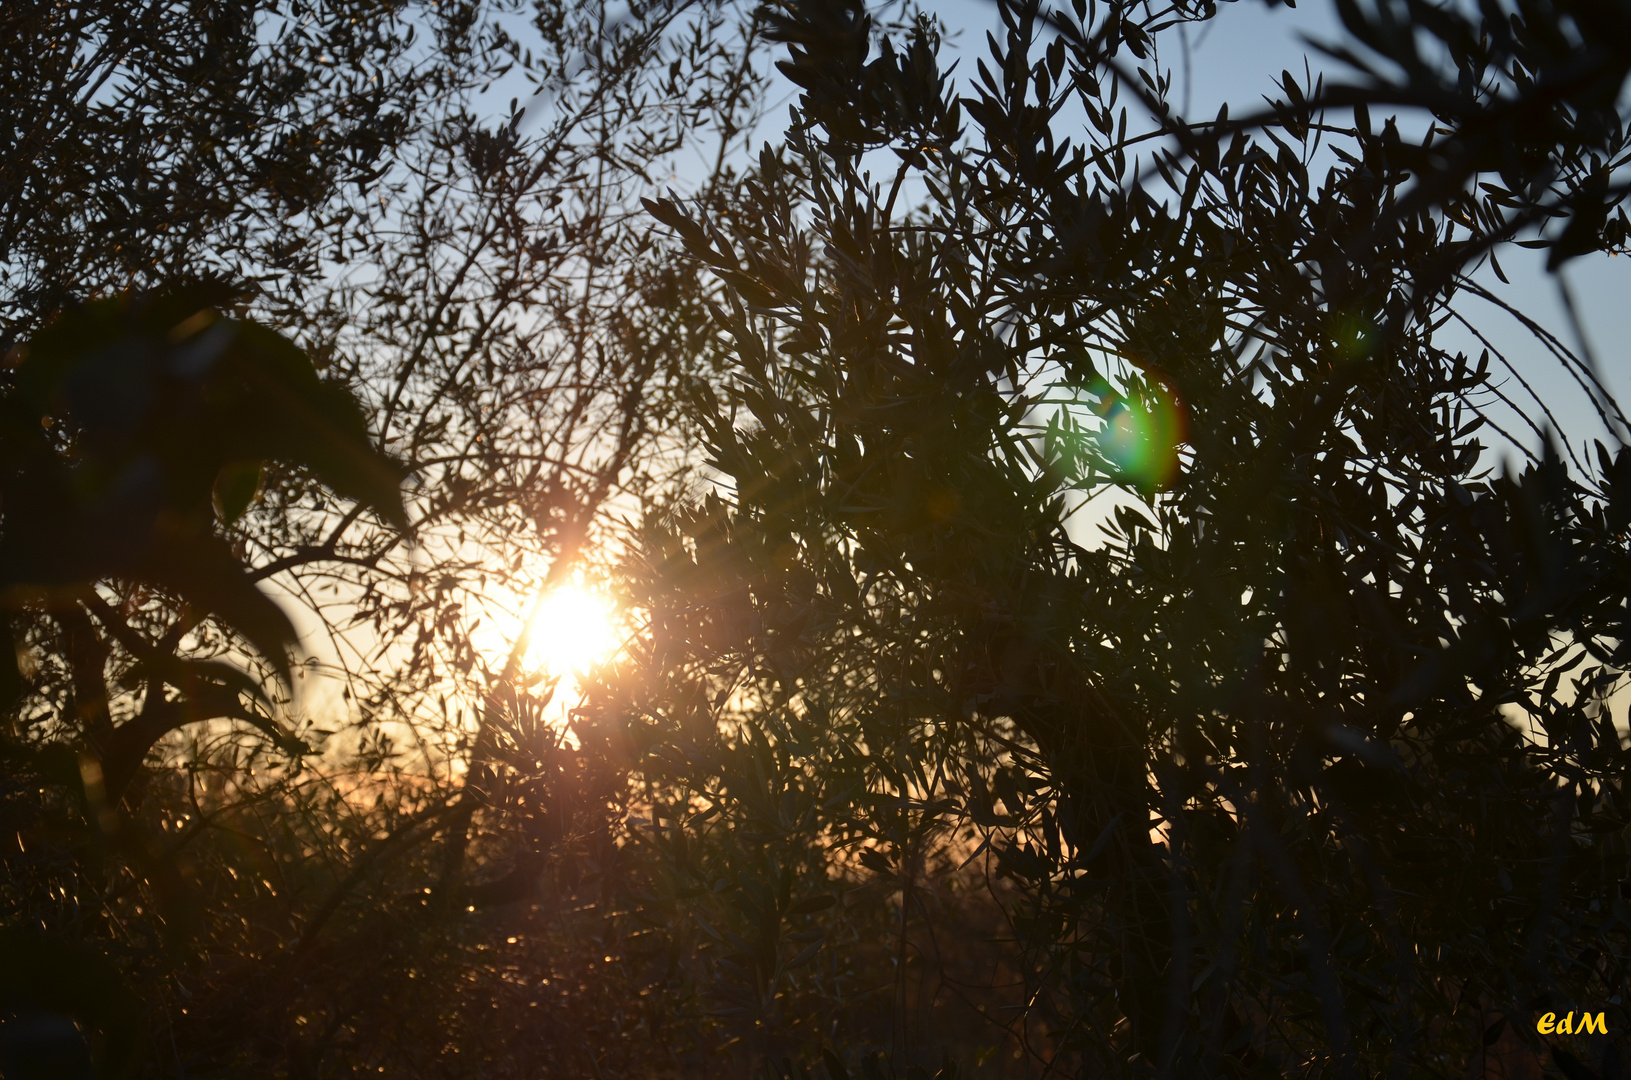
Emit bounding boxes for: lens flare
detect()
[1097,380,1186,494]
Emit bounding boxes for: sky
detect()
[635,0,1631,558]
[679,0,1629,475]
[919,0,1631,470]
[433,0,1630,718]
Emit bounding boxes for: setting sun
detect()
[522,583,617,675]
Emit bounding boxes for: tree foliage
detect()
[1,0,760,1075]
[616,0,1631,1075]
[7,0,1631,1077]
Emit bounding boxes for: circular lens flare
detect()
[523,584,616,675]
[1097,380,1185,494]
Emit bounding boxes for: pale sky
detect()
[926,0,1631,467]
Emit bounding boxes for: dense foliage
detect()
[1,0,757,1075]
[615,0,1631,1076]
[5,0,1631,1078]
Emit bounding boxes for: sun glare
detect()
[522,584,617,675]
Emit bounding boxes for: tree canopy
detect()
[622,0,1631,1074]
[4,0,1631,1078]
[2,0,757,1074]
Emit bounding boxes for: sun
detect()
[522,583,617,675]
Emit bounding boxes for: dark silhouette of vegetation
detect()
[4,0,1631,1078]
[1,0,759,1075]
[618,0,1631,1076]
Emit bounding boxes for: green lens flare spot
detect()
[1097,382,1185,494]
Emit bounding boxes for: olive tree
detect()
[0,0,764,1075]
[615,0,1631,1076]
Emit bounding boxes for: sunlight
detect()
[521,583,617,675]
